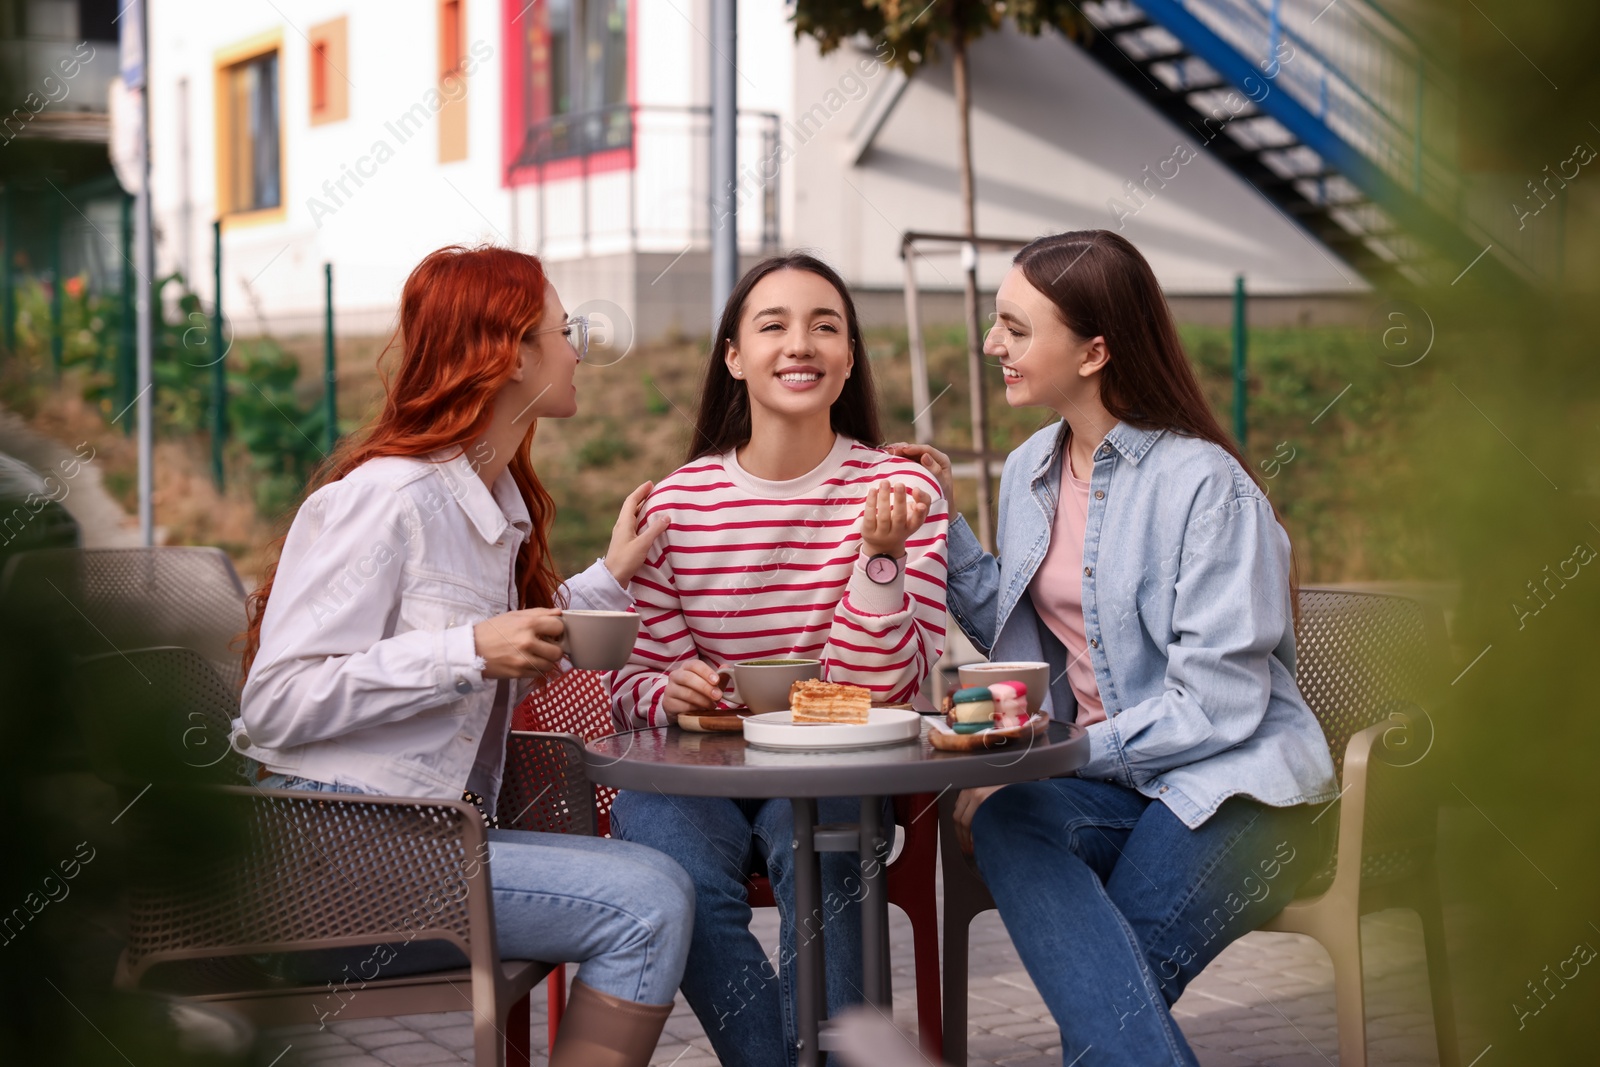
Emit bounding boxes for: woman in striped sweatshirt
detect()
[608,253,949,1067]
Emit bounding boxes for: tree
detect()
[791,0,1090,547]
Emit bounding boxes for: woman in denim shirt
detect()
[892,231,1337,1066]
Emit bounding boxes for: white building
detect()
[143,0,1358,344]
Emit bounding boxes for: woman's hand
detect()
[884,443,954,506]
[860,481,931,560]
[474,608,565,679]
[661,660,724,720]
[604,481,669,586]
[952,785,1007,854]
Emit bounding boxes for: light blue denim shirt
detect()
[946,420,1337,829]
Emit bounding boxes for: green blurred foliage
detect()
[2,274,327,513]
[791,0,1091,69]
[0,602,253,1065]
[1386,3,1600,1062]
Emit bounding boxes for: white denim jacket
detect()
[233,451,629,799]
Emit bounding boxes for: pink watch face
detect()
[866,555,899,584]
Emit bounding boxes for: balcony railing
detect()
[507,103,781,257]
[0,38,117,143]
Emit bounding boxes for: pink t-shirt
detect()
[1027,448,1107,726]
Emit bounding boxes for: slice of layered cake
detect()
[789,679,872,724]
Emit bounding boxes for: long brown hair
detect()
[687,252,881,462]
[242,245,564,678]
[1014,231,1249,465]
[1013,230,1300,606]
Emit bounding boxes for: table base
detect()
[790,794,891,1067]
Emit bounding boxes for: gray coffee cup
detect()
[560,610,641,671]
[958,660,1050,716]
[712,658,822,714]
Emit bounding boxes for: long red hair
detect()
[242,245,564,678]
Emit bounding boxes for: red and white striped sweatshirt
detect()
[610,435,950,729]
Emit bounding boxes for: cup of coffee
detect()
[712,658,822,714]
[958,660,1050,716]
[560,610,641,671]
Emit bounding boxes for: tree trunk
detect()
[952,36,993,550]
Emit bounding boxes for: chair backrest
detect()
[79,646,247,787]
[513,668,614,738]
[513,669,618,831]
[118,786,492,993]
[1293,586,1450,781]
[499,731,599,836]
[1,547,249,689]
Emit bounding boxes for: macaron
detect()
[950,685,995,730]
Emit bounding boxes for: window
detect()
[437,0,467,162]
[312,44,327,110]
[308,17,349,125]
[440,0,462,75]
[217,46,282,215]
[524,0,629,162]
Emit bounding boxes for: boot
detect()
[548,979,673,1067]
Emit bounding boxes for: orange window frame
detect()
[213,29,286,226]
[308,16,349,126]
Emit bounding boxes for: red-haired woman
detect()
[234,246,692,1067]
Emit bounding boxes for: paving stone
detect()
[301,874,1446,1066]
[417,1024,475,1052]
[370,1042,466,1066]
[990,1019,1059,1040]
[388,1013,462,1031]
[274,1033,351,1052]
[1193,1049,1266,1067]
[348,1029,428,1052]
[330,1019,408,1037]
[292,1046,373,1065]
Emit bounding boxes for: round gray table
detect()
[584,718,1088,1067]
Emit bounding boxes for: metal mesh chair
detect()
[938,587,1460,1066]
[90,645,559,1066]
[1258,588,1460,1067]
[509,670,621,833]
[499,729,600,837]
[78,645,246,787]
[0,547,248,689]
[509,670,946,1059]
[116,785,550,1067]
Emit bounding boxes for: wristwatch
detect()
[864,553,903,585]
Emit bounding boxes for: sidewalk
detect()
[266,879,1444,1066]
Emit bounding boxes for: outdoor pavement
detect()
[264,871,1446,1067]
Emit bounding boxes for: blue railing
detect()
[1115,0,1552,278]
[1158,0,1453,202]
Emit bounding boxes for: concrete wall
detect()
[789,26,1367,297]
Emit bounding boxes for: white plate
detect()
[742,707,923,750]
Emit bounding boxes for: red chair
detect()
[503,668,944,1059]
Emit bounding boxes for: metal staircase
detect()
[1074,0,1533,290]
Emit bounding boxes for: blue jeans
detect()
[257,772,694,1005]
[971,779,1321,1067]
[610,791,882,1067]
